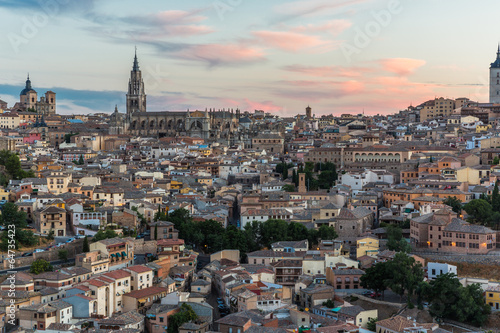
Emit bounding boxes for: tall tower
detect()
[490,45,500,104]
[126,49,147,117]
[306,105,312,119]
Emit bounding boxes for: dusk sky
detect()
[0,0,499,116]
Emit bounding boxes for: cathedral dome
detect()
[20,75,36,96]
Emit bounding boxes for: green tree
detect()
[443,196,463,214]
[317,225,338,240]
[47,228,55,241]
[386,225,411,253]
[92,229,118,242]
[425,273,490,326]
[78,154,84,165]
[260,219,290,248]
[82,236,90,252]
[58,249,69,261]
[463,199,494,225]
[154,224,158,240]
[0,150,34,185]
[492,182,500,212]
[367,317,378,331]
[282,184,295,192]
[322,299,335,308]
[493,156,500,165]
[223,225,248,258]
[167,303,198,333]
[30,259,53,275]
[361,261,389,298]
[386,253,424,304]
[0,202,37,250]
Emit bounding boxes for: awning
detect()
[122,251,127,257]
[111,254,116,257]
[116,253,121,257]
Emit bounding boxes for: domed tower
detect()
[20,74,37,110]
[490,44,500,104]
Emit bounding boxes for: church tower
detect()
[490,45,500,104]
[126,49,147,117]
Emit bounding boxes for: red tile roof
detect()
[126,265,153,274]
[103,270,131,280]
[123,286,167,299]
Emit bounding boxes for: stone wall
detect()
[2,239,83,269]
[133,239,157,255]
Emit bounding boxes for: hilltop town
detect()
[0,53,500,333]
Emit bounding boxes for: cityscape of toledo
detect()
[1,1,500,332]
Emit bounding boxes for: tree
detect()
[58,249,69,261]
[443,196,462,214]
[367,317,378,331]
[494,156,500,165]
[322,299,335,308]
[386,253,424,304]
[47,229,55,241]
[386,225,411,253]
[361,261,389,298]
[0,202,37,250]
[0,150,35,186]
[463,199,494,225]
[492,182,500,212]
[425,273,490,326]
[167,303,198,333]
[30,259,53,275]
[92,229,118,242]
[154,224,158,240]
[78,154,84,165]
[82,236,90,252]
[317,225,338,240]
[282,184,295,192]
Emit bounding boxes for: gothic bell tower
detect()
[126,49,147,118]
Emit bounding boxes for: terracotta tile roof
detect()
[103,269,131,280]
[123,286,167,299]
[126,265,153,273]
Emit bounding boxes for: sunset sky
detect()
[0,0,498,116]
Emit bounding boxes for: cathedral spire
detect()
[133,47,140,72]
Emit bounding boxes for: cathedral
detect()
[14,75,56,115]
[110,52,240,143]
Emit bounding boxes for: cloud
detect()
[0,84,123,114]
[290,19,352,36]
[379,58,426,76]
[171,43,266,68]
[273,0,374,20]
[282,64,373,78]
[252,30,335,53]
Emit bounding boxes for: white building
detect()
[427,262,457,280]
[340,170,394,194]
[240,208,293,229]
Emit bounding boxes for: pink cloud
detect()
[379,58,426,76]
[252,30,334,53]
[173,43,266,67]
[274,0,374,18]
[282,64,372,78]
[127,10,215,37]
[291,19,352,36]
